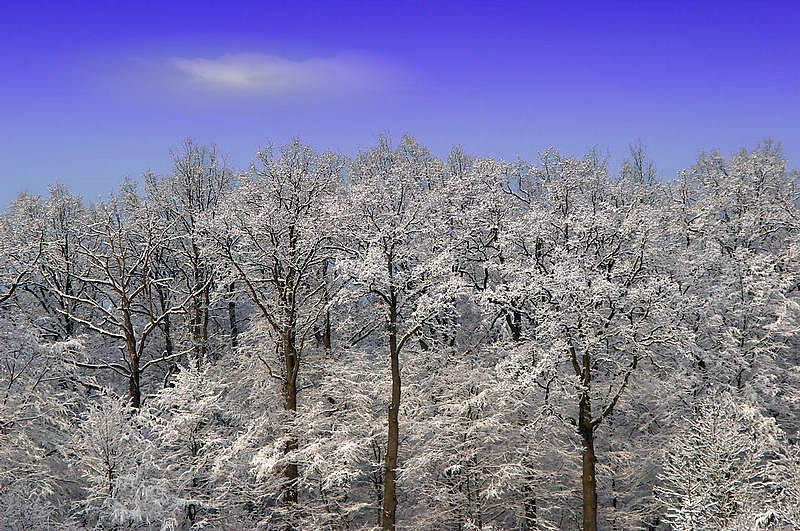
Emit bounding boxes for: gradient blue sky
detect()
[2,0,798,206]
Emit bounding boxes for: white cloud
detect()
[169,53,397,95]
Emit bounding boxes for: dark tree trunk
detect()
[158,285,174,361]
[127,344,141,409]
[190,245,208,368]
[158,285,178,388]
[191,297,204,368]
[382,293,400,530]
[201,285,210,360]
[163,313,173,360]
[522,487,537,530]
[64,243,75,338]
[282,321,299,513]
[123,308,141,409]
[506,309,522,341]
[323,309,332,356]
[579,391,597,531]
[280,225,300,521]
[228,282,238,349]
[322,260,332,357]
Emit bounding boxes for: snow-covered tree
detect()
[337,135,464,529]
[654,392,794,530]
[70,395,174,528]
[208,140,344,526]
[0,137,797,531]
[43,182,191,408]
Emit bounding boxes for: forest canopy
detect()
[1,137,798,530]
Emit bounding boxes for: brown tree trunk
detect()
[202,285,210,360]
[123,308,141,409]
[281,226,300,520]
[382,295,400,530]
[63,269,75,338]
[283,326,299,507]
[127,342,140,409]
[156,285,175,380]
[322,260,332,357]
[190,246,208,368]
[579,391,597,531]
[506,309,522,341]
[228,282,238,349]
[323,310,332,357]
[191,292,207,368]
[522,483,537,530]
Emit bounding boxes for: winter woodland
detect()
[1,136,799,530]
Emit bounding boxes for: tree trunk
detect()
[202,285,210,360]
[128,342,141,409]
[163,313,173,360]
[156,284,176,380]
[228,282,238,349]
[283,327,299,507]
[506,309,522,341]
[281,226,300,520]
[322,260,332,357]
[522,484,537,529]
[382,296,400,530]
[123,308,141,409]
[579,391,597,531]
[191,297,203,368]
[323,310,332,357]
[190,245,207,368]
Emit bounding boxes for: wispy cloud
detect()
[168,53,399,95]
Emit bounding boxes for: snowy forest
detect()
[1,136,799,531]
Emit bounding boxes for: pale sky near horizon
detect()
[2,0,799,206]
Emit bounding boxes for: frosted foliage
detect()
[0,138,797,530]
[655,392,799,530]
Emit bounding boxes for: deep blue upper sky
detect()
[2,1,798,205]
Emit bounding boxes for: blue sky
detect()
[1,1,798,206]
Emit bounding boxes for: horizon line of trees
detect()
[1,136,798,530]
